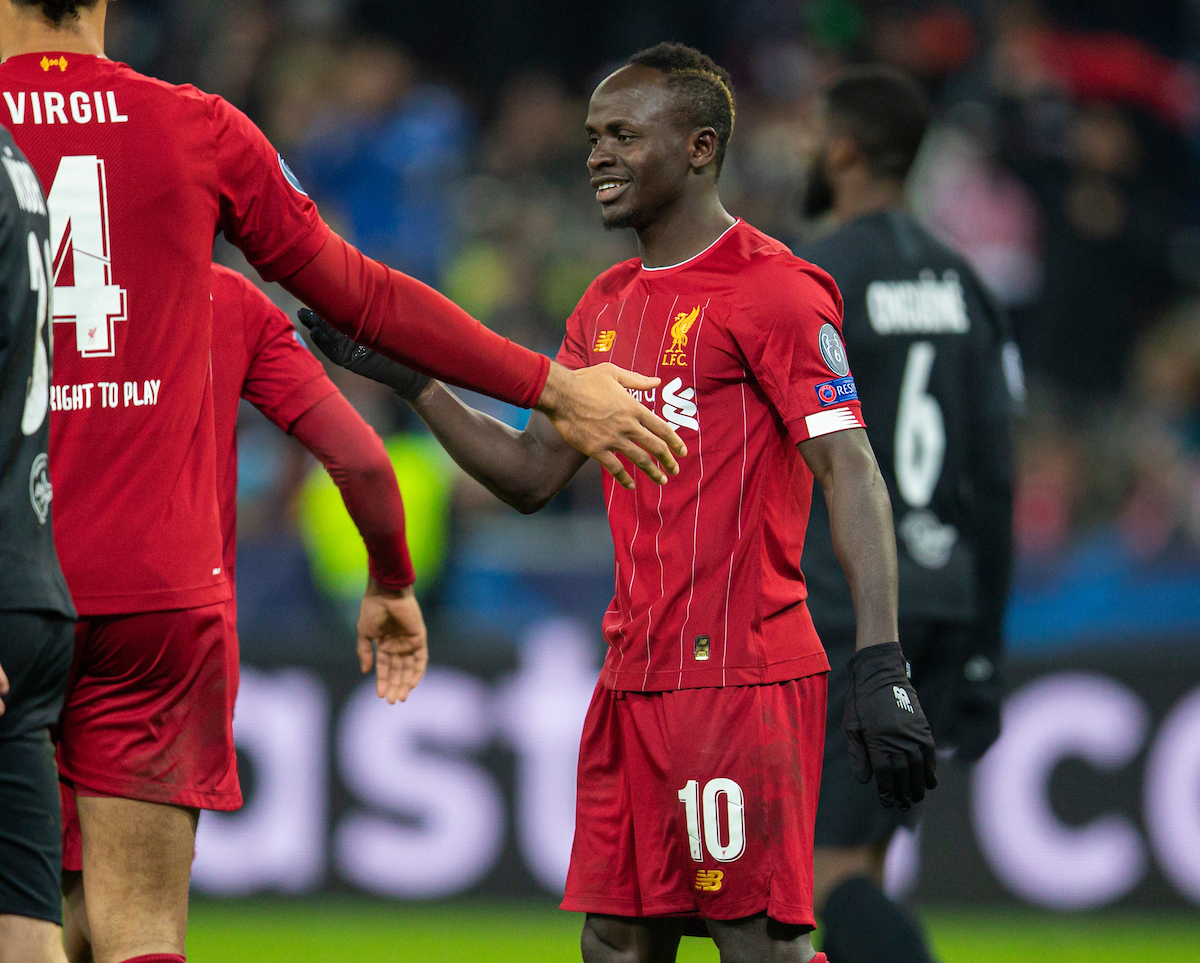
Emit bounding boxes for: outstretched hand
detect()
[357,580,428,704]
[536,361,687,489]
[0,658,8,716]
[298,309,431,400]
[844,641,938,811]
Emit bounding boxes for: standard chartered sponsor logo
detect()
[661,377,698,432]
[867,270,969,335]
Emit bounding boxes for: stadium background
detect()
[107,0,1200,958]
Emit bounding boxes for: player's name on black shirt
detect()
[796,210,1019,631]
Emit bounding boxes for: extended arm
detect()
[296,309,585,512]
[410,383,587,514]
[289,393,425,704]
[800,427,936,810]
[284,239,684,488]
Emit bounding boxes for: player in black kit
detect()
[796,68,1022,963]
[0,127,76,963]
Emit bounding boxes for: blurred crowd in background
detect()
[104,0,1200,652]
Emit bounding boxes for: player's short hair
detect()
[625,42,736,175]
[824,66,931,182]
[13,0,99,26]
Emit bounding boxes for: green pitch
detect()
[186,899,1200,962]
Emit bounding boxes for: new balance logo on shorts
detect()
[695,869,724,892]
[893,685,913,713]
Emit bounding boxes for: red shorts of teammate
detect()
[57,602,241,870]
[562,674,828,927]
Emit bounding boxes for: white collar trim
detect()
[640,219,741,272]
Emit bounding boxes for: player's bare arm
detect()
[798,427,898,651]
[411,381,587,512]
[799,427,937,811]
[0,661,7,716]
[299,309,592,506]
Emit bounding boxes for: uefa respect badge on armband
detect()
[815,375,858,407]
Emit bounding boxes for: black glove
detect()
[949,629,1003,763]
[844,641,938,811]
[297,308,431,401]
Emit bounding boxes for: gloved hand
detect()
[950,630,1003,763]
[844,641,938,811]
[297,308,432,401]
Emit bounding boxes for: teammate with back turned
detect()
[0,2,683,961]
[302,42,937,963]
[0,126,74,963]
[796,67,1022,963]
[57,262,421,962]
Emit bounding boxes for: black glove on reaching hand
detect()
[297,308,431,401]
[844,641,938,811]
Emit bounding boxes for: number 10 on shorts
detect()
[677,778,746,862]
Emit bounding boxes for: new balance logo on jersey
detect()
[893,685,914,713]
[594,330,615,352]
[662,377,698,432]
[695,870,724,892]
[866,270,969,335]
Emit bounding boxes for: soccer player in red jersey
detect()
[0,2,681,961]
[306,43,938,963]
[57,263,419,962]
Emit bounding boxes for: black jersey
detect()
[797,210,1019,633]
[0,128,73,618]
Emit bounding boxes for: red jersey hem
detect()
[561,894,700,918]
[599,651,830,692]
[64,769,243,813]
[69,579,231,618]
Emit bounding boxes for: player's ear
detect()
[689,127,720,173]
[826,132,859,176]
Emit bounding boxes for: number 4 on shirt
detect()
[46,154,127,358]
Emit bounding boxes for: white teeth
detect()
[598,182,623,193]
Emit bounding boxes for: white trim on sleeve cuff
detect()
[804,406,862,438]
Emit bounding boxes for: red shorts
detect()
[562,674,828,927]
[57,603,241,830]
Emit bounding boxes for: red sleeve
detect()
[232,272,339,432]
[727,261,865,446]
[290,393,416,590]
[210,94,331,282]
[554,303,590,370]
[282,232,551,409]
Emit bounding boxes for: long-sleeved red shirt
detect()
[211,263,414,592]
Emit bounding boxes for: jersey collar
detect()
[639,218,741,275]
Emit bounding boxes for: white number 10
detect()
[677,777,746,863]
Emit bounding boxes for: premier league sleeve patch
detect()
[815,375,858,407]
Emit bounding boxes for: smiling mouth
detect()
[594,179,629,203]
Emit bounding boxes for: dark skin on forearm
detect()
[798,428,899,652]
[409,380,586,514]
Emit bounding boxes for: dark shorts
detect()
[563,675,828,928]
[57,603,241,814]
[814,620,964,849]
[0,610,73,924]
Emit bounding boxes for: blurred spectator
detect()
[296,36,472,283]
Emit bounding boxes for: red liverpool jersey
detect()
[0,53,329,614]
[557,220,865,691]
[209,264,336,582]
